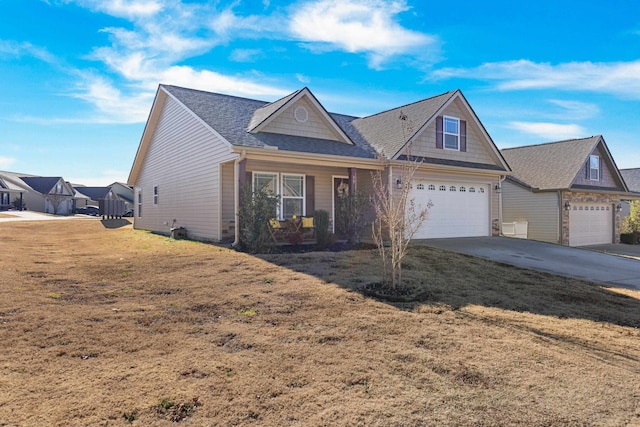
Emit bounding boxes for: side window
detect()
[153,185,159,205]
[137,190,142,217]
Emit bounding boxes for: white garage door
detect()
[569,203,613,246]
[410,181,490,239]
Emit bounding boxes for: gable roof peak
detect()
[359,90,457,120]
[502,135,602,152]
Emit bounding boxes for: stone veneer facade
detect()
[560,191,622,245]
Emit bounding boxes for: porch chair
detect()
[301,216,315,238]
[268,218,285,243]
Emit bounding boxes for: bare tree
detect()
[47,186,67,215]
[371,111,431,289]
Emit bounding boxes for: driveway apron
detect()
[419,236,640,290]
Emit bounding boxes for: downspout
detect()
[498,175,505,235]
[231,150,247,247]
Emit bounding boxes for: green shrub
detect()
[621,233,638,245]
[314,210,330,249]
[335,189,371,244]
[237,184,279,253]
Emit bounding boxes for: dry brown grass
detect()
[1,220,640,426]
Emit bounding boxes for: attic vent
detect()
[294,106,309,123]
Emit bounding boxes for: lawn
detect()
[1,220,640,426]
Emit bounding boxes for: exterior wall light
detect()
[564,201,571,211]
[494,184,501,193]
[616,203,622,212]
[396,178,402,189]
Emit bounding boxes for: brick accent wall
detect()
[560,191,621,245]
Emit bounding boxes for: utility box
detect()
[170,227,187,239]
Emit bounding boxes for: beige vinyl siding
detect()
[571,146,620,188]
[410,99,499,166]
[225,161,373,227]
[220,162,236,240]
[135,95,235,241]
[502,181,559,243]
[22,191,45,213]
[260,98,344,142]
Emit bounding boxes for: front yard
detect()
[1,220,640,426]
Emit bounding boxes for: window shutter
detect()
[306,175,315,216]
[586,160,589,179]
[460,120,467,152]
[245,171,252,189]
[436,116,443,149]
[598,157,602,181]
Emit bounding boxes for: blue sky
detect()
[2,0,640,185]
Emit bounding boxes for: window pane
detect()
[254,173,277,194]
[282,199,303,218]
[444,134,459,149]
[590,155,599,169]
[444,117,458,134]
[282,175,303,197]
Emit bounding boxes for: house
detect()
[0,172,29,210]
[128,85,511,243]
[501,136,631,246]
[619,168,640,217]
[0,171,76,215]
[109,182,135,213]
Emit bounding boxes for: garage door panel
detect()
[569,203,612,246]
[411,182,490,239]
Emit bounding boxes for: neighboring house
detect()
[20,176,76,215]
[501,136,631,246]
[128,85,511,243]
[0,172,29,210]
[109,182,134,213]
[619,168,640,217]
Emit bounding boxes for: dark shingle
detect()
[20,176,61,194]
[621,168,640,193]
[500,137,601,190]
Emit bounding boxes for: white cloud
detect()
[66,0,164,18]
[507,121,587,140]
[431,59,640,99]
[229,49,263,62]
[289,0,437,68]
[0,156,16,169]
[548,99,600,120]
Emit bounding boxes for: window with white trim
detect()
[253,172,277,195]
[281,174,304,219]
[589,155,600,180]
[153,185,159,205]
[137,190,142,218]
[253,172,305,219]
[443,116,460,150]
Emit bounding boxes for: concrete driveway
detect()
[419,236,640,290]
[0,211,97,222]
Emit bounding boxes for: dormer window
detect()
[443,116,460,150]
[589,155,600,181]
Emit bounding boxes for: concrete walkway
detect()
[419,236,640,290]
[0,211,98,222]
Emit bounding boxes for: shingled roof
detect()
[162,85,377,159]
[351,91,457,158]
[20,176,62,195]
[500,136,603,190]
[621,168,640,193]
